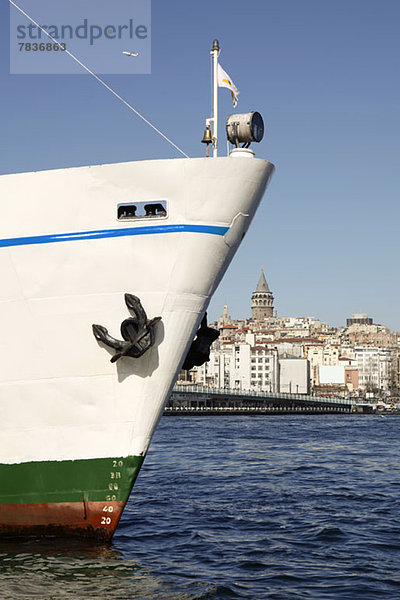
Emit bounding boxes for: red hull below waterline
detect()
[0,501,126,540]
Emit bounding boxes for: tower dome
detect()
[251,267,274,320]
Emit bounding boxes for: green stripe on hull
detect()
[0,455,144,505]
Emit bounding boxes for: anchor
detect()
[92,294,161,363]
[182,313,220,371]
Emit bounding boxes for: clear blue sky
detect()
[1,0,399,330]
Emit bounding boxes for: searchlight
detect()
[226,112,264,148]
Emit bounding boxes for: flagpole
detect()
[211,39,219,158]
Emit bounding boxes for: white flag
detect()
[217,63,239,108]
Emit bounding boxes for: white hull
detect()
[0,156,274,465]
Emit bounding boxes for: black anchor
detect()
[182,313,220,371]
[92,294,161,363]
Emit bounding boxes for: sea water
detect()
[1,415,400,599]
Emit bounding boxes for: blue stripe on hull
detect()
[0,224,229,249]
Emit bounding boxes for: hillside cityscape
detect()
[179,268,400,403]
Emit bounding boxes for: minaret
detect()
[251,267,274,320]
[218,304,231,328]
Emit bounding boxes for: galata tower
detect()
[251,267,274,320]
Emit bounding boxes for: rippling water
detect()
[1,415,400,599]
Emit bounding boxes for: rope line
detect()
[8,0,190,158]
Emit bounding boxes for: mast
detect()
[211,39,220,158]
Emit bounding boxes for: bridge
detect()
[165,385,355,415]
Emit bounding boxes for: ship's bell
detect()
[201,125,213,144]
[201,125,213,157]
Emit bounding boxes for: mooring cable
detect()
[8,0,190,158]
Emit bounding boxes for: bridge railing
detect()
[172,384,355,406]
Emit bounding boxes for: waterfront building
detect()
[317,358,359,394]
[229,343,252,390]
[318,365,344,384]
[247,345,279,392]
[303,342,324,387]
[355,347,392,391]
[199,350,231,389]
[344,365,359,392]
[279,358,310,395]
[193,341,279,393]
